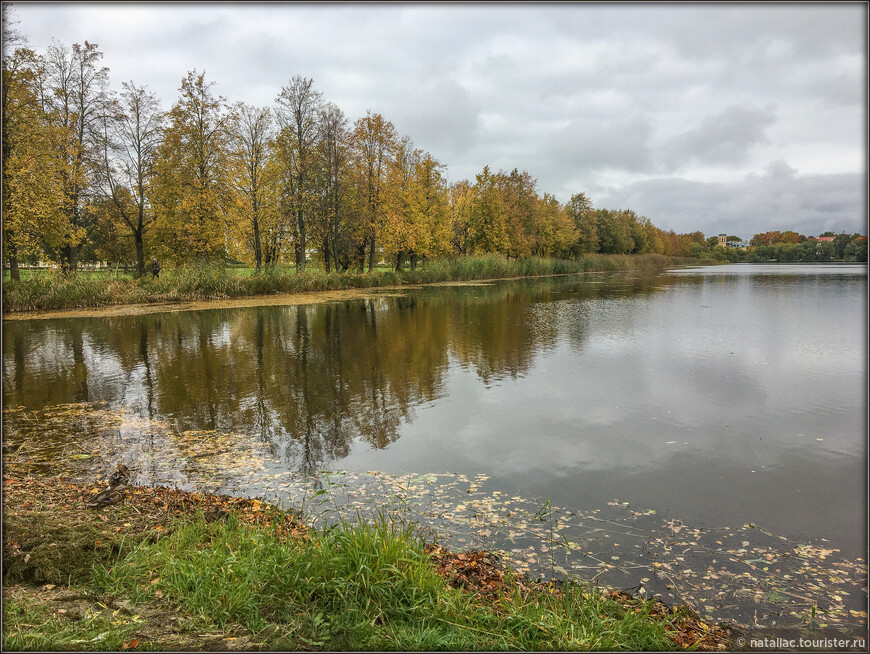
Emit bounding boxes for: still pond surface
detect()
[3,263,867,633]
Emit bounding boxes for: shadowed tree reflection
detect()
[2,274,655,474]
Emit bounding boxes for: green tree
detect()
[596,209,633,254]
[843,237,867,262]
[832,233,852,259]
[566,192,598,255]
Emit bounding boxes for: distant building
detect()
[719,234,747,249]
[816,236,835,243]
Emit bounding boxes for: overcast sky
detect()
[7,2,868,237]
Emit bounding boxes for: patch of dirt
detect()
[3,583,262,651]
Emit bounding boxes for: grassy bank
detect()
[2,253,673,314]
[3,476,729,651]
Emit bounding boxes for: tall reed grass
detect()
[3,254,674,313]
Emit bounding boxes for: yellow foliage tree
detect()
[2,47,70,278]
[349,111,397,271]
[150,71,230,263]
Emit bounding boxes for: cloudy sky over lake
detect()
[9,2,868,238]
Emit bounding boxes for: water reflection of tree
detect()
[2,275,661,474]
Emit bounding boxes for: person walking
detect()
[150,258,161,279]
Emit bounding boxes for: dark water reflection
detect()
[3,265,867,558]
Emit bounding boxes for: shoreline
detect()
[3,474,732,651]
[1,269,627,322]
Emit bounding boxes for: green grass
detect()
[2,254,674,313]
[2,596,150,652]
[89,512,677,651]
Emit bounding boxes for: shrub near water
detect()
[94,513,676,651]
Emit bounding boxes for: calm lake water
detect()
[3,264,867,559]
[4,263,868,633]
[3,265,867,554]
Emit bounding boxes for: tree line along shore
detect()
[9,26,862,289]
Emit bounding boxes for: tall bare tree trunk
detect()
[296,209,307,270]
[357,242,366,273]
[253,217,262,271]
[368,235,376,272]
[6,234,21,281]
[322,236,331,273]
[134,228,145,278]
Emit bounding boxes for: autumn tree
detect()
[349,111,397,271]
[467,166,509,255]
[566,192,598,255]
[448,179,474,255]
[311,102,350,272]
[751,230,806,247]
[501,169,537,259]
[2,45,65,278]
[408,152,451,266]
[274,75,322,271]
[39,40,110,272]
[151,71,230,262]
[533,193,577,257]
[92,81,164,275]
[227,103,273,269]
[381,135,420,270]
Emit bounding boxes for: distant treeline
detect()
[708,231,867,263]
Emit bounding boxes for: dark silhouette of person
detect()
[150,258,161,279]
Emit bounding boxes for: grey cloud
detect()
[544,117,653,173]
[392,80,481,161]
[661,104,777,170]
